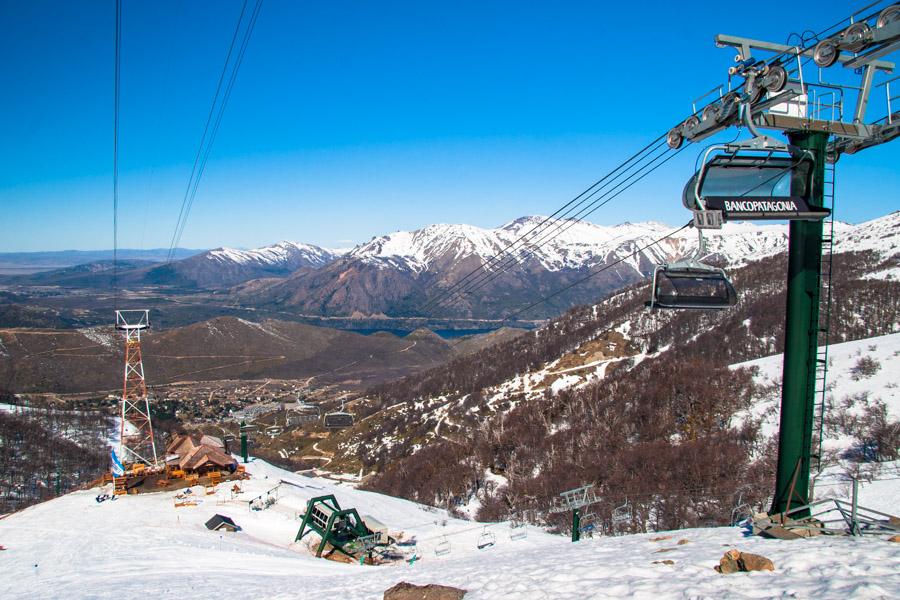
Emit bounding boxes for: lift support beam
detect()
[771,130,828,516]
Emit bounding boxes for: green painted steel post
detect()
[770,131,828,516]
[240,421,249,464]
[571,508,581,542]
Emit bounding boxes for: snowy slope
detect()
[731,331,900,454]
[730,332,900,517]
[1,458,898,599]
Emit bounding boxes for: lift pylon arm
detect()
[714,33,895,72]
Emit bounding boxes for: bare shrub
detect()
[853,403,900,462]
[850,356,881,381]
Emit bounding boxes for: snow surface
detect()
[731,332,900,460]
[1,457,898,599]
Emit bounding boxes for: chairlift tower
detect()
[115,310,159,468]
[549,484,599,542]
[662,3,900,516]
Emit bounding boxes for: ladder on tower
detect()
[812,160,836,473]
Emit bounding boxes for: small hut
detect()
[166,434,237,474]
[205,514,240,532]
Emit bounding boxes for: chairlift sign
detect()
[685,154,830,221]
[704,196,830,221]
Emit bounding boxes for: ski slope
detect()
[1,458,898,599]
[732,332,900,476]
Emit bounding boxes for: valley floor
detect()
[1,459,898,599]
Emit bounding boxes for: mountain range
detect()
[3,212,899,321]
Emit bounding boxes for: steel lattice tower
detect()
[116,310,158,467]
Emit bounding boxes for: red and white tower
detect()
[116,310,158,467]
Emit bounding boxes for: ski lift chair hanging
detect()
[509,520,527,541]
[579,510,597,533]
[434,535,451,557]
[646,229,737,311]
[612,498,633,528]
[476,526,496,550]
[683,136,828,222]
[646,134,823,311]
[323,398,354,428]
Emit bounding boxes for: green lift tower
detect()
[661,7,900,516]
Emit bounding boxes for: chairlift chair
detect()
[683,135,827,222]
[646,228,737,311]
[611,499,632,528]
[579,510,597,533]
[730,489,754,526]
[731,502,753,526]
[434,535,451,557]
[647,133,826,311]
[323,398,355,429]
[509,520,527,541]
[476,526,496,550]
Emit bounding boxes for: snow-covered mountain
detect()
[138,241,339,289]
[350,211,899,275]
[349,217,792,274]
[205,241,336,269]
[246,212,900,320]
[14,212,897,320]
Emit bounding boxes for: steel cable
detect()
[112,0,122,310]
[166,0,263,262]
[431,144,684,311]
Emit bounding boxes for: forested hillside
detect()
[0,400,113,512]
[336,249,900,534]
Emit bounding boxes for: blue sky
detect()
[1,0,898,252]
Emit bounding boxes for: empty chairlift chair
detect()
[434,535,451,557]
[648,134,826,311]
[323,398,354,429]
[509,519,527,541]
[579,511,597,534]
[612,499,632,529]
[647,260,737,310]
[683,135,825,223]
[477,526,496,549]
[646,229,737,310]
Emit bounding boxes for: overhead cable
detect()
[498,222,691,323]
[432,144,685,310]
[419,134,671,313]
[166,0,263,262]
[113,0,122,309]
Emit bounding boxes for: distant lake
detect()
[353,328,499,339]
